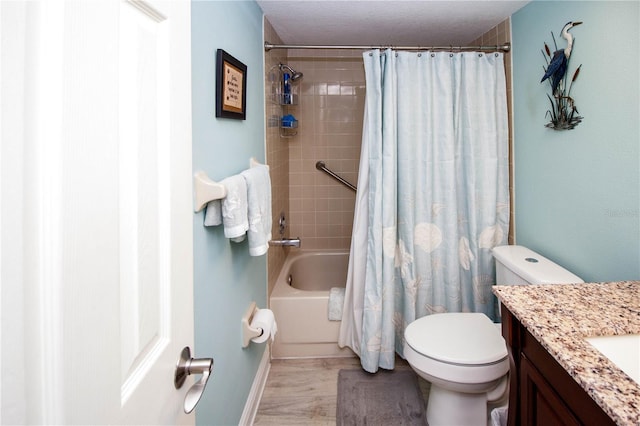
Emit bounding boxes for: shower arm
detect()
[315,161,357,192]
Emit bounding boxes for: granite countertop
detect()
[493,281,640,426]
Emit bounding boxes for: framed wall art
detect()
[215,49,247,120]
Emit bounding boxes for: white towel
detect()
[204,200,222,226]
[328,287,345,321]
[240,165,272,256]
[220,174,248,242]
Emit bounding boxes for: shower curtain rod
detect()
[264,41,510,52]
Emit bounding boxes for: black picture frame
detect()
[215,49,247,120]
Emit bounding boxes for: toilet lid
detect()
[404,313,507,365]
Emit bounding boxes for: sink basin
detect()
[585,334,640,385]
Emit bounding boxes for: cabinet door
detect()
[521,356,581,426]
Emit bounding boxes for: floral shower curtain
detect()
[338,49,510,373]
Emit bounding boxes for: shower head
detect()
[279,63,303,81]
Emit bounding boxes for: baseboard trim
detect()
[239,345,271,425]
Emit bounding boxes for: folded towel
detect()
[204,200,223,226]
[220,174,248,242]
[241,165,272,256]
[328,287,345,321]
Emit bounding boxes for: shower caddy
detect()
[270,65,299,137]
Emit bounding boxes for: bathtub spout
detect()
[269,238,301,248]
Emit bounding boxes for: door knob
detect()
[174,346,214,414]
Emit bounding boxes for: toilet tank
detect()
[492,245,584,285]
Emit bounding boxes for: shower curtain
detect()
[339,49,510,373]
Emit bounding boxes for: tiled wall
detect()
[285,50,365,250]
[470,18,514,244]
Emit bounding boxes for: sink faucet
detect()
[269,238,301,248]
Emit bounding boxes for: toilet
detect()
[403,245,584,426]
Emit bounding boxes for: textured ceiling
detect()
[257,0,529,47]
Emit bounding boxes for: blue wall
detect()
[512,1,639,282]
[192,1,266,424]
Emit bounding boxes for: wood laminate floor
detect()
[253,356,430,425]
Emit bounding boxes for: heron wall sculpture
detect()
[541,21,584,130]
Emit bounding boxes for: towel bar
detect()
[193,157,268,212]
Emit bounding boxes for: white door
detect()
[1,1,196,424]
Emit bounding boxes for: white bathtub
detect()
[270,250,355,359]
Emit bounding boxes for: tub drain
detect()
[287,274,293,286]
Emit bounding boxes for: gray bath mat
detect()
[336,369,428,425]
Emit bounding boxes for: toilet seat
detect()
[405,313,507,366]
[403,313,509,385]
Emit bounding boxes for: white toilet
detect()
[403,245,584,426]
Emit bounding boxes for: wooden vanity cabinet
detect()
[501,305,616,426]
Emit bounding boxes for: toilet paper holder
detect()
[241,301,264,348]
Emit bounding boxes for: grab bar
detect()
[315,161,357,192]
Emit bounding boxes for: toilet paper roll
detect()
[250,309,278,344]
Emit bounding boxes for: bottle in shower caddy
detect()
[283,72,291,104]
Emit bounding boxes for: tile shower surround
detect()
[264,18,513,296]
[265,19,289,295]
[286,50,364,251]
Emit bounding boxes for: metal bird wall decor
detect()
[541,21,584,130]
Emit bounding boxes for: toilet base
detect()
[427,385,489,426]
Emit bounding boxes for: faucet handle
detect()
[278,212,286,237]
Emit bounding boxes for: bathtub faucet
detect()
[269,237,301,248]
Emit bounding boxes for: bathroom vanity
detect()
[494,281,640,426]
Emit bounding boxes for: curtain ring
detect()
[431,53,435,58]
[478,53,483,57]
[369,52,373,57]
[449,53,454,57]
[417,53,422,57]
[495,53,499,57]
